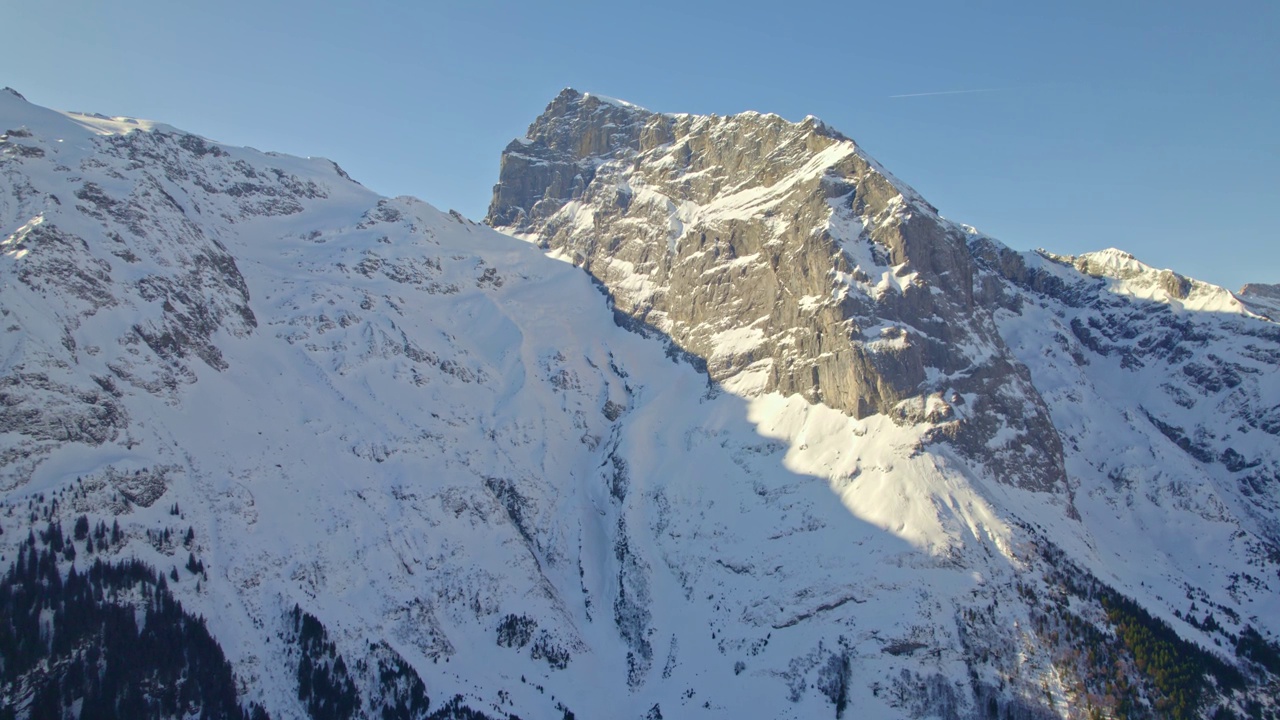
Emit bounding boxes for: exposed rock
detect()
[488,89,1068,493]
[1240,282,1280,299]
[1240,282,1280,320]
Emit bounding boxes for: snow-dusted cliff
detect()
[2,87,1278,719]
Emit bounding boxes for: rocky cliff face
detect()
[1241,283,1280,299]
[487,89,1068,494]
[1240,282,1280,320]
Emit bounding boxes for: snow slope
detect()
[2,87,1278,719]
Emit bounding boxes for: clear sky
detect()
[6,0,1278,290]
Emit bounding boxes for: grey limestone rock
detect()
[1240,282,1280,299]
[1240,282,1280,320]
[487,89,1069,494]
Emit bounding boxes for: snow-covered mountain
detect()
[2,86,1278,719]
[1240,283,1280,321]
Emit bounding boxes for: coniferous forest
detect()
[0,521,268,720]
[0,516,545,720]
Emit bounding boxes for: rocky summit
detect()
[1,86,1279,719]
[488,89,1070,495]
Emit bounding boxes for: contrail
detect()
[889,88,1001,99]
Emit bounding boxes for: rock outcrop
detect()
[1240,282,1280,320]
[487,89,1068,493]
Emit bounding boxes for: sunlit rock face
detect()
[488,89,1068,494]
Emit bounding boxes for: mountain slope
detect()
[0,86,1277,719]
[487,90,1280,716]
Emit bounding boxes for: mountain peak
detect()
[1240,282,1280,298]
[580,91,650,112]
[1041,247,1246,311]
[1238,282,1280,319]
[533,87,652,127]
[487,90,1071,494]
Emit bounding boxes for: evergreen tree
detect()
[0,533,269,720]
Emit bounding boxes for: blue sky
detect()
[7,1,1278,289]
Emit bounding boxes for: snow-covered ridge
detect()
[1038,246,1251,314]
[579,91,650,113]
[1,86,171,141]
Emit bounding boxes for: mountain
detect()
[1,85,1278,719]
[1240,283,1280,321]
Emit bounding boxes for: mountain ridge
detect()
[1,87,1278,719]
